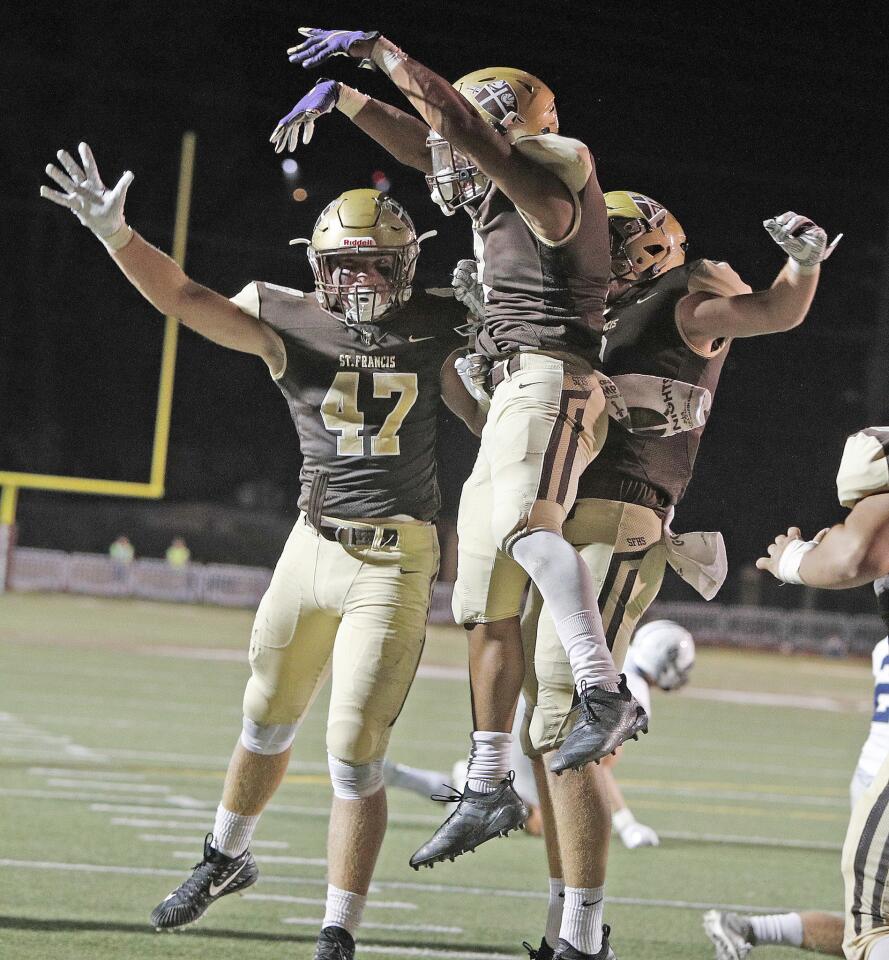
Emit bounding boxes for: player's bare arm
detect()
[678,211,839,350]
[271,79,432,172]
[40,143,285,375]
[758,496,889,589]
[288,28,576,242]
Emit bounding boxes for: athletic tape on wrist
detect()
[336,84,369,118]
[777,538,817,585]
[102,224,134,252]
[374,39,408,75]
[787,256,819,276]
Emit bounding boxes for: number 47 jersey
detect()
[232,282,467,522]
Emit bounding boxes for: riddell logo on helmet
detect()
[340,237,377,247]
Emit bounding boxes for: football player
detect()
[721,431,889,960]
[703,580,889,960]
[40,143,473,960]
[476,197,835,960]
[277,32,648,890]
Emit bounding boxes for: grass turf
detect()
[0,592,874,959]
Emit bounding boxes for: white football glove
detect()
[763,211,841,272]
[40,143,133,249]
[620,820,660,849]
[454,354,491,411]
[452,258,485,319]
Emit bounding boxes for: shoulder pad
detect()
[837,427,889,508]
[230,281,260,318]
[688,260,752,298]
[262,282,305,299]
[512,133,593,193]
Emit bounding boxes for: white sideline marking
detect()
[112,818,215,830]
[245,893,417,911]
[657,829,842,851]
[172,850,326,867]
[141,835,289,848]
[282,917,463,934]
[29,767,143,781]
[47,778,170,794]
[682,687,870,714]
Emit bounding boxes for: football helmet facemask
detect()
[293,189,432,325]
[605,190,687,282]
[425,67,558,215]
[628,620,696,691]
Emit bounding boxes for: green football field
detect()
[0,592,876,960]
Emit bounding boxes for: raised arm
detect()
[288,29,576,241]
[679,212,840,349]
[271,79,432,172]
[40,144,285,375]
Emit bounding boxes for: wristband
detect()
[612,808,636,833]
[787,256,819,277]
[777,538,817,585]
[102,223,134,252]
[335,84,370,119]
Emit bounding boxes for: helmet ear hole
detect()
[643,244,665,256]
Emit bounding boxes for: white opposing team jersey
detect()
[857,637,889,779]
[624,658,652,718]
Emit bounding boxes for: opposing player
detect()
[704,580,889,959]
[40,144,471,960]
[717,431,889,960]
[498,196,836,960]
[278,32,649,880]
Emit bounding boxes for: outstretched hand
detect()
[287,27,380,69]
[271,80,341,152]
[763,211,841,269]
[40,143,132,242]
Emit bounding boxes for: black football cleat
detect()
[549,677,648,774]
[555,924,616,959]
[408,772,528,869]
[313,925,356,960]
[149,832,258,930]
[523,936,556,959]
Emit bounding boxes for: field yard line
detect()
[28,766,143,780]
[46,778,170,793]
[141,835,288,847]
[657,829,842,851]
[281,917,463,934]
[358,949,515,960]
[0,859,806,913]
[0,788,186,805]
[111,818,224,829]
[682,687,870,713]
[172,850,326,867]
[621,784,847,807]
[244,893,417,911]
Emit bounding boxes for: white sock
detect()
[382,760,446,799]
[749,913,804,947]
[212,804,260,858]
[512,531,619,690]
[546,877,565,948]
[323,883,366,936]
[466,731,512,793]
[560,885,605,954]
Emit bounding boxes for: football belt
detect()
[317,522,400,548]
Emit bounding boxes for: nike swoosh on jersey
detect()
[636,291,659,304]
[407,335,436,343]
[208,861,249,897]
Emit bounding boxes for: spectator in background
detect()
[166,537,190,568]
[109,535,134,564]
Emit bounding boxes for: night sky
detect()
[4,3,888,607]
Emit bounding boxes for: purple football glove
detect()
[270,79,340,152]
[287,27,380,69]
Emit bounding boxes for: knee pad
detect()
[240,717,298,756]
[328,752,385,800]
[496,500,566,557]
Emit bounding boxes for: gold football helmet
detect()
[605,191,687,282]
[426,67,558,214]
[293,189,426,324]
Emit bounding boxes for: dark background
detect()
[3,2,888,609]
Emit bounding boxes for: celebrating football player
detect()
[40,143,475,960]
[746,432,889,960]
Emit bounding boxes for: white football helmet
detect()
[628,620,695,691]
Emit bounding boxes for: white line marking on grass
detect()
[172,851,326,867]
[0,788,172,805]
[46,778,170,793]
[657,829,842,851]
[112,818,215,830]
[359,947,517,959]
[141,834,289,848]
[415,665,467,681]
[681,687,870,713]
[621,784,848,807]
[282,917,463,934]
[244,893,416,911]
[0,860,808,915]
[92,803,210,817]
[29,767,143,780]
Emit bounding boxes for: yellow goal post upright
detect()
[0,132,197,592]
